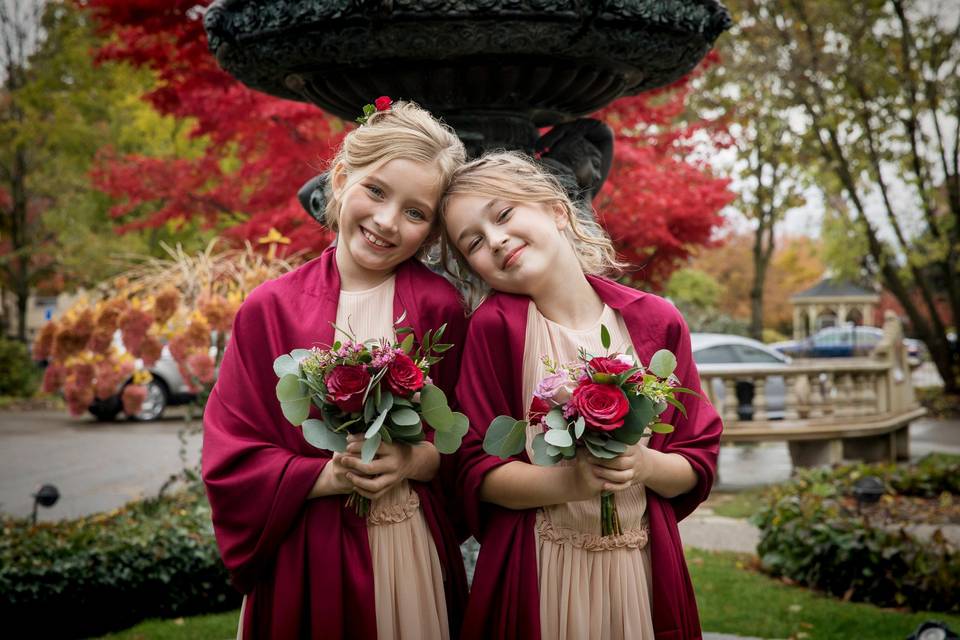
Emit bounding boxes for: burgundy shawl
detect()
[202,247,468,639]
[455,276,722,640]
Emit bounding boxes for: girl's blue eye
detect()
[366,184,384,198]
[497,207,513,222]
[406,209,426,221]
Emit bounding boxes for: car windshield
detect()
[731,344,783,364]
[693,345,738,364]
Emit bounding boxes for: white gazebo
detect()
[790,279,880,340]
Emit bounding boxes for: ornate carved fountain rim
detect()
[205,0,731,124]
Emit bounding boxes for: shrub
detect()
[0,486,238,638]
[0,337,40,397]
[753,455,960,613]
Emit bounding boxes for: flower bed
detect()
[752,454,960,613]
[0,486,238,638]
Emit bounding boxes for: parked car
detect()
[773,325,925,367]
[691,333,791,421]
[89,332,219,422]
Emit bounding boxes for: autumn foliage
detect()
[33,242,299,416]
[84,1,731,286]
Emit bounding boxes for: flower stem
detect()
[345,491,371,518]
[600,492,621,537]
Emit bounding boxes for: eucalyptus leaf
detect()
[377,390,394,414]
[273,354,300,379]
[391,407,420,426]
[366,406,390,438]
[275,374,306,402]
[363,395,376,423]
[280,397,310,426]
[530,433,559,466]
[585,438,618,459]
[420,384,454,431]
[361,433,381,463]
[482,416,526,458]
[544,429,573,448]
[434,412,469,454]
[584,433,607,447]
[649,349,678,379]
[301,419,347,452]
[544,407,567,431]
[573,416,586,439]
[603,438,628,454]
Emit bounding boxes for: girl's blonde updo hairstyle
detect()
[324,100,466,231]
[439,150,626,279]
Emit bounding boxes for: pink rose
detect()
[326,365,371,413]
[569,382,629,432]
[375,96,393,111]
[385,352,424,397]
[534,371,576,404]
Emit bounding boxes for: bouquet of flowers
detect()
[274,323,467,515]
[482,325,696,536]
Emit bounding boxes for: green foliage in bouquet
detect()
[274,323,468,463]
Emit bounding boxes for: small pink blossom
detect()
[534,371,577,405]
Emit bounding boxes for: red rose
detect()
[589,357,631,375]
[374,96,393,111]
[528,396,551,426]
[570,382,629,432]
[326,365,371,413]
[385,353,424,397]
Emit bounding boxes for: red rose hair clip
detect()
[356,95,393,125]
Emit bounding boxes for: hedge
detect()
[0,485,238,638]
[753,454,960,613]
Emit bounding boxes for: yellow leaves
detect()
[131,369,153,386]
[258,227,291,246]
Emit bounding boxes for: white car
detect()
[88,332,220,421]
[691,333,791,421]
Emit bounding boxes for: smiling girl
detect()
[202,101,468,639]
[442,152,723,640]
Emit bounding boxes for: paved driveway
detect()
[0,409,201,521]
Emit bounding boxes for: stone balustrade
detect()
[700,312,926,468]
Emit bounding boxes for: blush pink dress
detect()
[337,276,450,640]
[521,301,655,640]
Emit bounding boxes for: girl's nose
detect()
[371,206,400,235]
[490,230,510,252]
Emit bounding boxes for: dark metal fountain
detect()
[204,0,730,209]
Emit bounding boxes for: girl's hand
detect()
[586,442,650,493]
[308,453,357,498]
[339,435,440,500]
[571,448,608,500]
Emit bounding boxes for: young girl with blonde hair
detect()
[203,101,469,639]
[443,151,722,639]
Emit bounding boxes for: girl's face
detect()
[333,158,441,279]
[443,193,569,295]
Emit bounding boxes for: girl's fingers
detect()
[603,481,633,493]
[594,455,634,471]
[591,466,633,485]
[348,472,396,495]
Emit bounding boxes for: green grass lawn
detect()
[706,488,770,519]
[688,548,960,639]
[100,549,960,639]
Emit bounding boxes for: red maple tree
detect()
[85,1,732,282]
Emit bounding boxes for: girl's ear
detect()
[331,165,347,198]
[552,203,570,231]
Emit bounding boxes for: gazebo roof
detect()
[791,278,878,301]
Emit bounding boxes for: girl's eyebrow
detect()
[455,199,498,243]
